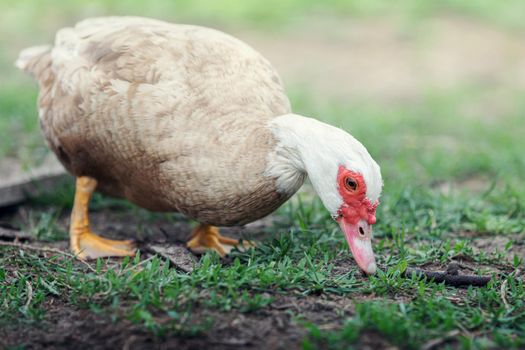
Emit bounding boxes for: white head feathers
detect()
[266,114,383,215]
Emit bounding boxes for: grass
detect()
[1,183,524,347]
[1,1,525,349]
[0,85,42,161]
[304,281,525,349]
[1,83,525,348]
[0,83,525,349]
[2,0,525,34]
[2,87,525,349]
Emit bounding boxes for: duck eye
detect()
[344,177,358,192]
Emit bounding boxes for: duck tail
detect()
[15,45,52,79]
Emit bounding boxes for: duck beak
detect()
[339,218,377,275]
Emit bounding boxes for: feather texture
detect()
[18,16,297,225]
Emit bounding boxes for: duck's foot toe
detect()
[186,224,255,256]
[72,231,137,260]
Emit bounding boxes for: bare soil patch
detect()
[0,204,344,350]
[237,16,525,110]
[1,297,305,350]
[0,292,393,350]
[457,231,525,256]
[1,202,512,349]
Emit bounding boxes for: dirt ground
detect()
[1,201,522,350]
[1,291,387,350]
[0,204,394,350]
[238,16,525,108]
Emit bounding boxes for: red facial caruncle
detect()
[335,165,379,275]
[335,166,379,225]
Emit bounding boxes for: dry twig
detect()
[0,226,32,242]
[500,278,510,310]
[0,240,97,273]
[404,263,491,287]
[24,281,33,310]
[501,268,521,310]
[422,330,460,350]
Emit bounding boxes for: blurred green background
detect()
[1,0,524,205]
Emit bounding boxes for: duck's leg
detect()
[70,176,136,260]
[186,224,251,256]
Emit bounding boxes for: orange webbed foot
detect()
[69,176,137,260]
[186,224,254,256]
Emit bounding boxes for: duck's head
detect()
[268,114,383,274]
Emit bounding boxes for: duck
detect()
[16,16,382,274]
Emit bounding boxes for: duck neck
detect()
[266,113,348,214]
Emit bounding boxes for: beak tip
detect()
[365,262,377,275]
